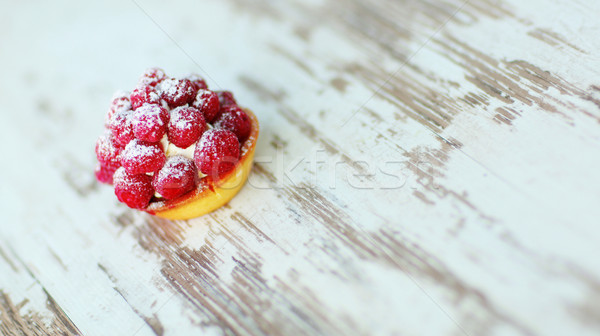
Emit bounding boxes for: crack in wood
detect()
[282,183,534,335]
[0,289,80,336]
[97,263,165,336]
[120,209,356,335]
[0,290,78,336]
[0,246,82,336]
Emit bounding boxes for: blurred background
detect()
[1,1,600,335]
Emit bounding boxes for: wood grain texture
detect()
[1,0,599,335]
[0,246,81,336]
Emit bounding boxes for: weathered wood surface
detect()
[1,0,599,335]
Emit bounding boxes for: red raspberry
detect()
[138,67,166,87]
[192,89,220,123]
[168,106,207,148]
[186,73,208,91]
[113,167,154,209]
[121,139,166,175]
[130,85,161,110]
[95,134,123,170]
[153,156,198,199]
[213,105,251,142]
[109,109,135,147]
[160,78,196,108]
[132,104,169,142]
[216,91,237,107]
[194,129,240,178]
[95,163,118,185]
[105,91,131,127]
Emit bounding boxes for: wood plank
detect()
[0,246,81,336]
[0,0,599,335]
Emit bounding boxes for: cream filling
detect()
[159,134,195,159]
[155,134,206,198]
[166,142,196,159]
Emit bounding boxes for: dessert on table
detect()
[95,68,259,220]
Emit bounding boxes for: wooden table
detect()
[2,0,599,335]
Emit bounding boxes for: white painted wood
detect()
[1,0,599,335]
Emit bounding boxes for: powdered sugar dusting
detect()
[124,140,161,160]
[138,67,166,87]
[113,167,154,209]
[109,109,135,146]
[194,129,241,177]
[167,106,206,148]
[170,108,197,131]
[159,78,196,107]
[152,155,198,199]
[112,90,131,101]
[149,91,160,102]
[159,79,178,96]
[186,73,208,91]
[121,139,166,174]
[160,156,189,179]
[213,105,251,141]
[240,134,255,157]
[130,85,161,110]
[97,68,256,209]
[95,133,122,170]
[192,89,220,122]
[132,104,169,142]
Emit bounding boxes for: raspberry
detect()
[216,91,237,107]
[132,104,169,142]
[97,67,257,214]
[95,163,118,184]
[153,156,198,199]
[105,91,131,126]
[109,109,135,146]
[121,139,166,175]
[95,134,123,170]
[113,167,154,209]
[130,85,161,110]
[168,106,206,148]
[192,89,220,123]
[138,67,166,87]
[160,78,196,107]
[186,73,208,91]
[194,129,240,178]
[213,105,251,142]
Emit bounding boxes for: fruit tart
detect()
[95,68,259,220]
